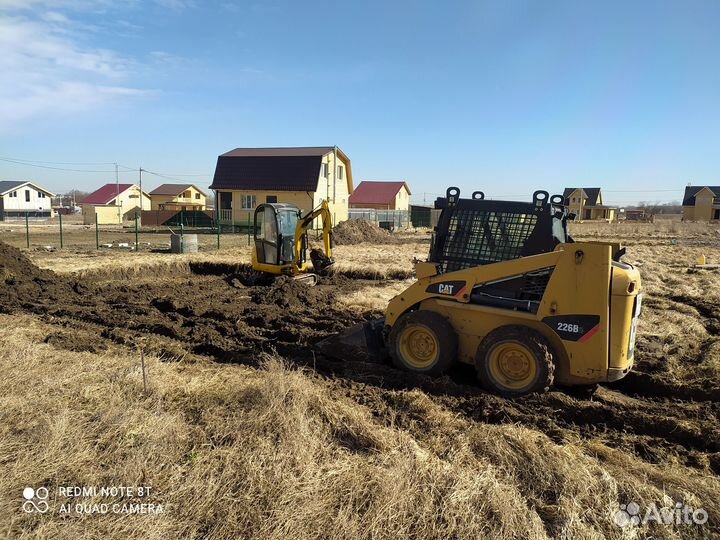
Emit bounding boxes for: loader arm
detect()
[294,200,334,272]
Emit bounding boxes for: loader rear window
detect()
[438,209,538,272]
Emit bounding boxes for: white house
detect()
[0,181,55,221]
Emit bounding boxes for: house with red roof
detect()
[80,183,151,225]
[348,181,411,211]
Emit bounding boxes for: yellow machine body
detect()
[384,241,642,385]
[251,200,334,278]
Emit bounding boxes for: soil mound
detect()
[0,242,74,310]
[251,276,332,308]
[333,220,395,245]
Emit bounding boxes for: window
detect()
[337,165,343,180]
[183,191,190,198]
[38,192,45,198]
[195,193,201,200]
[241,195,256,209]
[10,191,16,198]
[25,190,30,202]
[321,163,328,178]
[266,195,277,203]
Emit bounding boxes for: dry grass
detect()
[3,221,720,538]
[335,280,414,312]
[331,242,427,280]
[2,314,717,539]
[571,220,720,241]
[28,247,253,277]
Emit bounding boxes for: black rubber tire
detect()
[475,326,555,397]
[388,310,458,376]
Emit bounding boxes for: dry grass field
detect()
[1,219,719,539]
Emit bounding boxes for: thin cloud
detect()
[0,11,153,130]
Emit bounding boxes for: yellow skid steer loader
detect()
[320,188,642,396]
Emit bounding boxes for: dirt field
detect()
[1,221,719,539]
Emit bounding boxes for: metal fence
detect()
[347,209,411,230]
[1,210,52,221]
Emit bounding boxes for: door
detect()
[219,192,232,210]
[276,208,299,263]
[714,209,720,220]
[254,205,279,265]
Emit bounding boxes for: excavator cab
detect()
[252,200,334,284]
[254,203,305,267]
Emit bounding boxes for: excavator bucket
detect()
[315,318,388,363]
[310,248,334,275]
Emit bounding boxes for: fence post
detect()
[134,211,139,251]
[95,213,99,249]
[216,217,221,250]
[180,222,184,254]
[247,213,251,246]
[25,211,29,248]
[59,212,63,249]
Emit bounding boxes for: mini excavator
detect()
[251,199,334,285]
[320,187,643,396]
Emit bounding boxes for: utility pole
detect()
[139,167,144,226]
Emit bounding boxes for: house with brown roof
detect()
[682,186,720,221]
[349,181,411,211]
[149,184,207,211]
[79,183,150,225]
[209,146,353,224]
[563,187,616,221]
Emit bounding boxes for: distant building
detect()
[0,181,54,221]
[349,181,411,211]
[79,183,150,225]
[149,184,207,211]
[210,146,353,224]
[682,186,720,221]
[622,209,651,222]
[563,187,616,221]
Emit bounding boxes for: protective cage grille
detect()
[437,209,539,272]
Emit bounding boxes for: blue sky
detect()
[0,0,718,205]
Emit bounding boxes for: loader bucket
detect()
[315,318,388,363]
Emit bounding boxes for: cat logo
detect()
[438,284,454,295]
[425,280,466,298]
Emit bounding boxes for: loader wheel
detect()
[389,310,457,376]
[476,326,555,397]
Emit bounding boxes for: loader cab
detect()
[253,203,303,267]
[431,187,572,273]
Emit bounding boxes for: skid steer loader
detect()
[319,187,642,396]
[251,199,334,286]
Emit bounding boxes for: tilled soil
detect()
[2,241,719,477]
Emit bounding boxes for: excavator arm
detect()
[294,200,334,273]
